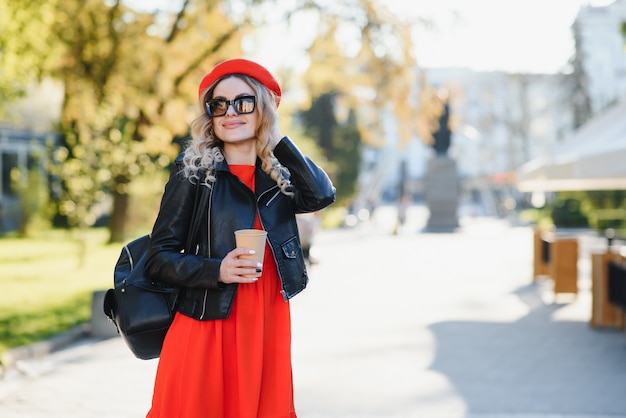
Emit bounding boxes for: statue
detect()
[422,88,459,231]
[431,90,452,156]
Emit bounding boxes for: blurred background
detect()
[2,0,625,239]
[1,0,626,353]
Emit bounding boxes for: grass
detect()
[0,228,140,359]
[0,204,345,362]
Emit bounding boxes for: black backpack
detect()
[103,172,208,359]
[103,234,178,360]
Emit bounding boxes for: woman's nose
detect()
[224,103,238,116]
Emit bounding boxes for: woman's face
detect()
[210,76,258,147]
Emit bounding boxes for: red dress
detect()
[147,165,297,418]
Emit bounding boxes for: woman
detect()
[144,58,336,417]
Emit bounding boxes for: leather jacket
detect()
[145,136,336,320]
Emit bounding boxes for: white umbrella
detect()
[517,100,626,191]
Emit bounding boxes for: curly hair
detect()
[182,74,293,197]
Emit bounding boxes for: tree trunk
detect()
[108,176,130,243]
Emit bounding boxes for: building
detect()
[573,0,626,115]
[0,128,59,233]
[516,0,626,195]
[354,0,626,217]
[351,66,576,219]
[0,78,63,233]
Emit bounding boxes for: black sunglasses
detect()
[205,95,257,117]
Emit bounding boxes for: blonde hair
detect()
[183,74,293,196]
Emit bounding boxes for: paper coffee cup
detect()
[235,229,267,277]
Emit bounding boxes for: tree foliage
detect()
[300,92,360,203]
[296,0,419,203]
[298,0,419,147]
[39,0,247,241]
[0,0,61,116]
[3,0,426,237]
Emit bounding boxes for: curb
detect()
[0,323,91,378]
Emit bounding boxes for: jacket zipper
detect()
[258,185,279,207]
[200,185,213,320]
[265,190,280,206]
[256,195,289,301]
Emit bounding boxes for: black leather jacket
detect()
[145,137,336,320]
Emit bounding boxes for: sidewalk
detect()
[1,206,626,417]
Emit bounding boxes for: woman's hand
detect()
[269,124,283,150]
[219,248,262,283]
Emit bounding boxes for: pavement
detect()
[1,205,626,418]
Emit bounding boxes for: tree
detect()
[47,0,247,242]
[300,92,361,203]
[0,0,61,116]
[333,109,362,201]
[3,0,423,238]
[297,0,418,204]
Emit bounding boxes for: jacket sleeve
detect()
[273,136,336,213]
[144,171,222,289]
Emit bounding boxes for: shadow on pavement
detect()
[427,282,626,416]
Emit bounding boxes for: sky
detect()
[126,0,617,74]
[388,0,615,73]
[245,0,617,74]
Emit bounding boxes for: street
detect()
[1,205,626,417]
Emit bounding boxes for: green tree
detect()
[0,1,61,116]
[549,190,626,231]
[298,0,417,203]
[333,109,361,201]
[3,0,422,239]
[46,0,247,242]
[300,92,361,203]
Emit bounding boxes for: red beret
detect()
[198,58,282,107]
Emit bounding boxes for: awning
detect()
[517,100,626,192]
